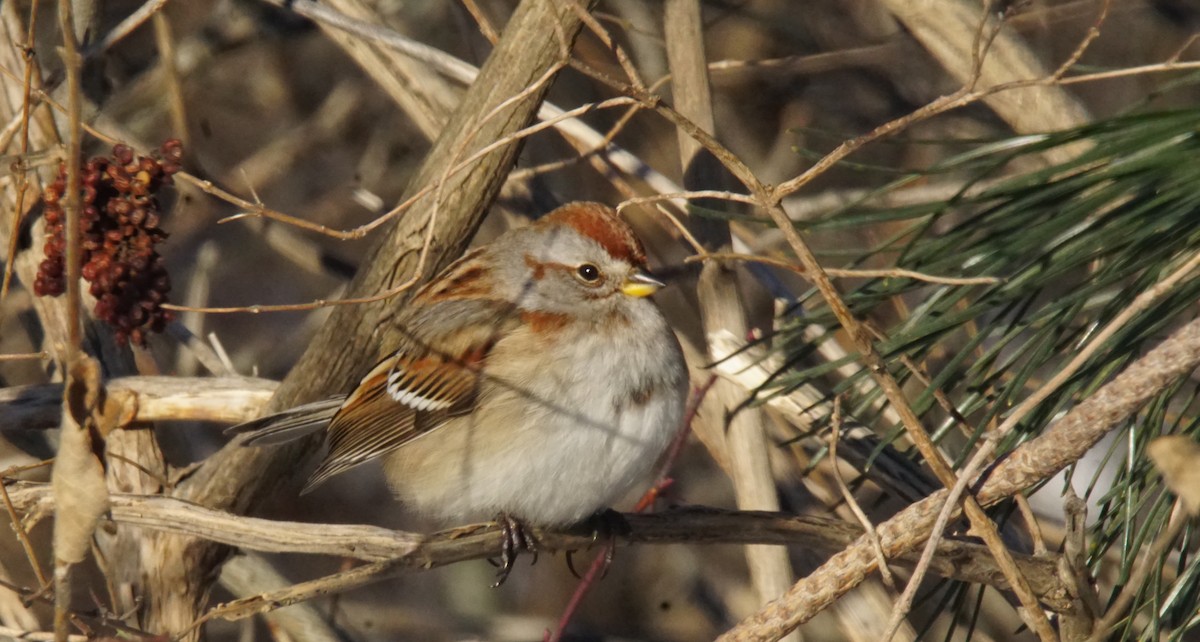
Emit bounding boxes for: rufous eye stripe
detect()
[523,255,580,281]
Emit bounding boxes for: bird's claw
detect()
[566,509,629,580]
[491,513,537,587]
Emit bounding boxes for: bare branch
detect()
[6,485,1071,614]
[719,313,1200,640]
[0,376,278,429]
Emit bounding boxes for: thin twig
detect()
[617,191,758,210]
[0,471,49,588]
[152,10,188,146]
[686,252,1001,286]
[0,625,88,642]
[1014,495,1046,556]
[458,0,499,43]
[1048,0,1110,82]
[0,0,39,307]
[86,0,168,55]
[829,398,897,592]
[0,351,49,361]
[912,246,1200,638]
[544,540,608,642]
[57,0,82,359]
[1056,60,1200,85]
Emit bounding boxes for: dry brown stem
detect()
[719,313,1200,640]
[0,375,278,429]
[659,1,801,632]
[684,252,1000,286]
[5,485,1071,614]
[829,400,896,593]
[0,0,38,307]
[129,1,598,637]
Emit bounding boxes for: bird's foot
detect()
[490,513,537,587]
[565,509,630,579]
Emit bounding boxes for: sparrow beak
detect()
[621,271,666,298]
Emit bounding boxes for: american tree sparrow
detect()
[233,202,689,581]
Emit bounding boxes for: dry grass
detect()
[0,0,1198,640]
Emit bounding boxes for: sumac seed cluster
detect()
[34,140,182,346]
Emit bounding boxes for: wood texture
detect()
[662,1,799,636]
[136,0,594,636]
[718,314,1200,641]
[881,0,1092,162]
[0,376,278,429]
[9,486,1072,613]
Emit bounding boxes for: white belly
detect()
[383,319,687,526]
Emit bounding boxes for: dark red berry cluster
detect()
[34,140,182,346]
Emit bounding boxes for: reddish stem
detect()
[544,375,717,642]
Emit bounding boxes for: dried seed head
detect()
[33,140,182,345]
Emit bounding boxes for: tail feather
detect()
[836,422,939,504]
[226,396,345,446]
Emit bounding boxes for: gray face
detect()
[502,223,639,316]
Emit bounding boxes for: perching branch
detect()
[4,486,1073,615]
[718,313,1200,641]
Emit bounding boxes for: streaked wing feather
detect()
[302,349,483,493]
[386,354,480,411]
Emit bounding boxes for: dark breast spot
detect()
[627,383,655,408]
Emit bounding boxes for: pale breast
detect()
[382,303,687,526]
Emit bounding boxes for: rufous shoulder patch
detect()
[520,309,571,334]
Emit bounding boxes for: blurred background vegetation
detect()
[2,0,1200,640]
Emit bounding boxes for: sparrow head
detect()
[412,202,666,333]
[501,202,665,318]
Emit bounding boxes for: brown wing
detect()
[301,343,487,493]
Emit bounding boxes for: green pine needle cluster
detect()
[773,107,1200,640]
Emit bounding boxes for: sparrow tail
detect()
[225,396,346,446]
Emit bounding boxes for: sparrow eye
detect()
[576,263,601,283]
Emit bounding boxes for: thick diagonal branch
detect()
[140,1,593,637]
[719,315,1200,641]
